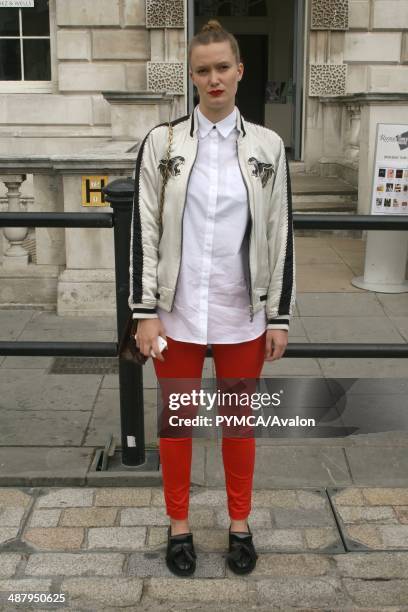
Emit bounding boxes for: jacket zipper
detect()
[236,139,254,322]
[170,141,199,311]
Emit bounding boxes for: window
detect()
[195,0,267,17]
[0,0,51,81]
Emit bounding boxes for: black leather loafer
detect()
[165,527,197,577]
[227,524,258,575]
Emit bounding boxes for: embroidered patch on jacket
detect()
[158,156,185,179]
[248,157,274,187]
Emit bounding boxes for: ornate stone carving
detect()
[309,64,347,96]
[146,0,184,28]
[147,62,184,94]
[311,0,349,30]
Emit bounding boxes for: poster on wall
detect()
[0,1,34,6]
[371,123,408,215]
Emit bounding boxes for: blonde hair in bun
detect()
[188,19,241,66]
[201,19,223,33]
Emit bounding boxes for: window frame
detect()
[0,0,57,93]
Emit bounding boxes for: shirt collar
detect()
[196,105,237,139]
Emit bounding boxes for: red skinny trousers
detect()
[153,332,266,520]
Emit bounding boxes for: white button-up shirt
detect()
[157,105,266,344]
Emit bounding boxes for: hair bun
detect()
[201,19,223,33]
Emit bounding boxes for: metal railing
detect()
[0,177,408,468]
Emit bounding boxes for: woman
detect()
[129,20,295,576]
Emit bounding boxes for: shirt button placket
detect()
[199,127,218,344]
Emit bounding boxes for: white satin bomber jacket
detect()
[128,105,296,332]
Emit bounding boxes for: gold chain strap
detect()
[158,97,174,236]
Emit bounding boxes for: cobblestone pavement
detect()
[1,486,408,610]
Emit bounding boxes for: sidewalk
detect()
[0,235,408,610]
[1,485,408,610]
[0,235,407,487]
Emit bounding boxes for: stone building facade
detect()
[0,0,407,313]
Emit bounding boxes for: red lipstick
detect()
[209,90,223,97]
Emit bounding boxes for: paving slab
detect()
[344,447,408,486]
[376,292,408,316]
[18,328,116,343]
[0,409,91,447]
[302,315,406,343]
[205,443,352,488]
[328,393,408,437]
[330,487,408,551]
[342,577,408,606]
[24,552,125,576]
[0,356,54,369]
[83,387,157,448]
[261,357,322,376]
[144,577,257,603]
[23,311,117,333]
[296,292,385,317]
[390,316,408,342]
[82,387,121,448]
[335,550,408,578]
[296,263,363,292]
[296,245,345,264]
[339,253,364,276]
[60,576,143,609]
[256,576,348,608]
[0,553,22,578]
[0,370,102,412]
[0,448,93,486]
[128,551,226,578]
[326,236,366,252]
[319,357,408,378]
[0,310,34,341]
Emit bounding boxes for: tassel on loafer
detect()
[165,526,197,577]
[227,524,258,575]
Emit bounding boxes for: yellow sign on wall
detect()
[81,176,109,207]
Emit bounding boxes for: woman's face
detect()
[189,40,244,116]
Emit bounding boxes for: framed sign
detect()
[0,1,34,6]
[371,123,408,215]
[81,176,109,207]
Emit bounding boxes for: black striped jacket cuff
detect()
[267,317,289,331]
[132,307,158,320]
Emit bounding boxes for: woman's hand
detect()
[135,318,167,362]
[264,329,288,362]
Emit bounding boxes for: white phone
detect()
[150,336,168,358]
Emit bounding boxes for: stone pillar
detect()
[57,171,115,316]
[0,174,29,268]
[53,149,134,316]
[33,173,66,265]
[346,102,361,161]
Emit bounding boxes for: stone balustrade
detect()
[0,174,29,268]
[0,144,136,313]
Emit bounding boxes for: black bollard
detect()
[103,177,145,466]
